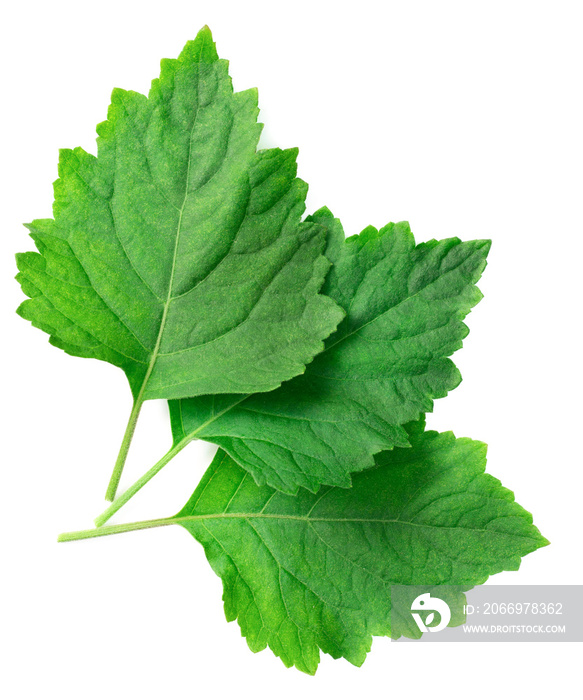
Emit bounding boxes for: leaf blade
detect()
[172,209,491,492]
[177,426,547,673]
[16,27,344,401]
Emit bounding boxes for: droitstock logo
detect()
[410,593,452,633]
[393,585,583,642]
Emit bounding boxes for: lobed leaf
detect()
[176,423,547,673]
[15,27,343,402]
[170,209,491,493]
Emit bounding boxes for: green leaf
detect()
[15,26,344,499]
[169,208,491,493]
[175,424,547,673]
[15,27,342,402]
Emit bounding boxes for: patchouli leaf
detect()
[170,208,491,492]
[15,27,343,401]
[176,425,547,673]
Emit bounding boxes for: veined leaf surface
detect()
[170,209,491,492]
[176,424,547,673]
[15,27,343,402]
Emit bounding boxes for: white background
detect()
[1,1,581,697]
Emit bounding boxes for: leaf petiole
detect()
[98,395,249,524]
[104,398,145,502]
[59,517,176,542]
[96,437,193,527]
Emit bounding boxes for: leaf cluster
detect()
[17,26,547,673]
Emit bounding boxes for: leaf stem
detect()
[105,399,145,501]
[96,437,192,526]
[59,517,175,542]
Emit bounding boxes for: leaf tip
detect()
[473,238,492,258]
[180,26,219,64]
[310,205,334,221]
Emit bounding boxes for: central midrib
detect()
[134,79,201,406]
[129,512,540,540]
